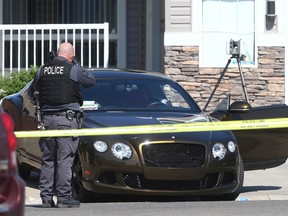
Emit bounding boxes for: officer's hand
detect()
[73,56,80,65]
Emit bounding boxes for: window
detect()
[2,0,118,67]
[81,79,201,113]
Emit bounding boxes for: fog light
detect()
[111,142,132,160]
[93,140,108,152]
[228,141,236,152]
[212,143,226,160]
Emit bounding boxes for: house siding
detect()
[164,45,285,112]
[165,0,191,32]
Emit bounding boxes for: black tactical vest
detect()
[38,60,82,106]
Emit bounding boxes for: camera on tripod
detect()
[204,38,249,111]
[48,51,57,62]
[228,39,241,55]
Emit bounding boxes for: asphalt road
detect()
[25,201,288,216]
[24,161,288,215]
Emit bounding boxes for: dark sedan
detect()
[0,107,25,215]
[1,68,285,202]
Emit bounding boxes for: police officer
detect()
[31,42,95,208]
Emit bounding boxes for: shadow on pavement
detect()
[241,185,281,193]
[25,204,43,208]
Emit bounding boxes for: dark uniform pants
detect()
[39,114,79,202]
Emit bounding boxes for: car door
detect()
[19,83,42,168]
[210,99,288,171]
[3,82,42,169]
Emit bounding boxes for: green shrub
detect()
[0,66,38,99]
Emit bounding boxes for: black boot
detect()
[56,198,81,208]
[42,199,55,208]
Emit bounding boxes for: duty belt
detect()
[42,110,79,121]
[41,110,84,128]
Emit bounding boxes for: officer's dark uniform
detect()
[31,55,95,207]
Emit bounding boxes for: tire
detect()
[200,156,244,201]
[17,161,31,181]
[71,155,96,202]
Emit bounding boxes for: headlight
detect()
[212,143,226,160]
[93,140,108,152]
[111,142,132,160]
[228,141,236,152]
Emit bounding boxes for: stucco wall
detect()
[164,46,285,112]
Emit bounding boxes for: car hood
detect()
[83,111,211,127]
[82,111,218,143]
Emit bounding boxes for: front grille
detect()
[123,173,219,190]
[142,143,205,168]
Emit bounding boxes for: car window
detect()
[81,79,201,113]
[161,84,190,109]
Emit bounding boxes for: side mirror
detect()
[229,101,251,113]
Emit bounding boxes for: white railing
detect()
[0,23,109,77]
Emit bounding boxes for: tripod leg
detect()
[236,57,249,103]
[203,57,232,111]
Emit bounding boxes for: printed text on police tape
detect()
[14,118,288,138]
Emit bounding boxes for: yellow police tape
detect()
[14,117,288,138]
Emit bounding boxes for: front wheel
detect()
[17,161,31,181]
[71,156,96,202]
[200,156,244,201]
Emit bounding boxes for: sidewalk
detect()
[237,161,288,201]
[25,161,288,205]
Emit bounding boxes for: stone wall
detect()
[164,46,285,112]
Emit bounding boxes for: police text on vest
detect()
[44,66,64,74]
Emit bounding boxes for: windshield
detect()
[81,79,201,113]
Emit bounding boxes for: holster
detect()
[76,110,84,128]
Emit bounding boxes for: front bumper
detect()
[82,168,239,196]
[79,138,240,196]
